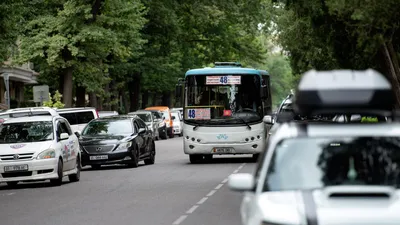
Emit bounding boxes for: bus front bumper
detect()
[183,139,265,155]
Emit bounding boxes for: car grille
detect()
[82,145,115,153]
[0,153,34,161]
[2,172,33,178]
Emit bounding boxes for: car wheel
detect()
[144,142,155,165]
[69,156,81,182]
[189,155,203,164]
[50,159,63,186]
[91,165,101,169]
[128,146,139,168]
[6,181,18,187]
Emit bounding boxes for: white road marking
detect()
[173,215,187,225]
[172,163,247,224]
[206,190,217,197]
[215,184,224,190]
[186,205,199,214]
[7,192,15,196]
[197,197,208,204]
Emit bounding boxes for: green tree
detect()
[18,0,147,107]
[43,90,65,108]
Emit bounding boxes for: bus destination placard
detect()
[187,108,211,120]
[206,76,241,85]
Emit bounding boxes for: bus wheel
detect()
[189,155,202,164]
[204,155,213,162]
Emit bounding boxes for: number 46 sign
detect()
[206,76,241,85]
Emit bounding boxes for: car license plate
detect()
[212,147,234,153]
[4,164,28,172]
[90,155,108,160]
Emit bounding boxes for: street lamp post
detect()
[3,73,10,109]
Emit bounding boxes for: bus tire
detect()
[189,155,202,164]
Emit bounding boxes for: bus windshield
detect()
[185,74,262,124]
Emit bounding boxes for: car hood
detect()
[173,121,181,126]
[80,135,133,145]
[0,141,53,155]
[256,186,400,225]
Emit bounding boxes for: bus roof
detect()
[185,67,269,76]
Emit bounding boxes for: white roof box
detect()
[294,69,394,115]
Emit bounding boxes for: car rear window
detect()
[59,111,95,125]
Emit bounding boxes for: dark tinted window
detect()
[135,113,152,122]
[82,119,133,135]
[264,137,400,192]
[0,121,53,143]
[136,119,147,129]
[59,111,95,125]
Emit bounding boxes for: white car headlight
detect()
[166,123,171,128]
[116,141,132,151]
[37,149,56,159]
[159,121,165,127]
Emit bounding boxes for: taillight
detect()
[96,109,99,118]
[0,118,4,124]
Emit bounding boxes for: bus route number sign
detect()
[187,108,210,120]
[206,76,241,85]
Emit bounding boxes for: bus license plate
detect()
[4,164,28,172]
[213,147,233,153]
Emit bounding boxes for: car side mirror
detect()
[60,133,69,140]
[263,115,273,124]
[228,173,255,192]
[162,116,165,120]
[172,116,176,120]
[74,131,80,137]
[138,128,146,134]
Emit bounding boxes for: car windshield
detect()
[82,119,133,135]
[185,74,262,124]
[134,113,152,122]
[162,111,170,120]
[171,113,179,121]
[0,121,53,143]
[263,137,400,192]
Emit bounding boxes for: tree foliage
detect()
[43,90,65,108]
[274,0,400,106]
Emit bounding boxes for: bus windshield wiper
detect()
[233,117,251,130]
[193,120,212,131]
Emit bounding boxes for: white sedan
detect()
[0,115,81,187]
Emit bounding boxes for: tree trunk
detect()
[161,91,170,107]
[103,83,110,111]
[128,76,141,111]
[58,73,64,95]
[152,93,157,105]
[142,91,149,108]
[75,85,86,107]
[62,67,73,107]
[89,93,97,108]
[382,42,400,108]
[387,41,400,82]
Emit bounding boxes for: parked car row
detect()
[0,105,182,187]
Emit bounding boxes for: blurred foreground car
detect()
[78,115,156,169]
[229,69,400,225]
[0,115,81,187]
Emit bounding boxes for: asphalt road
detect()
[0,136,256,225]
